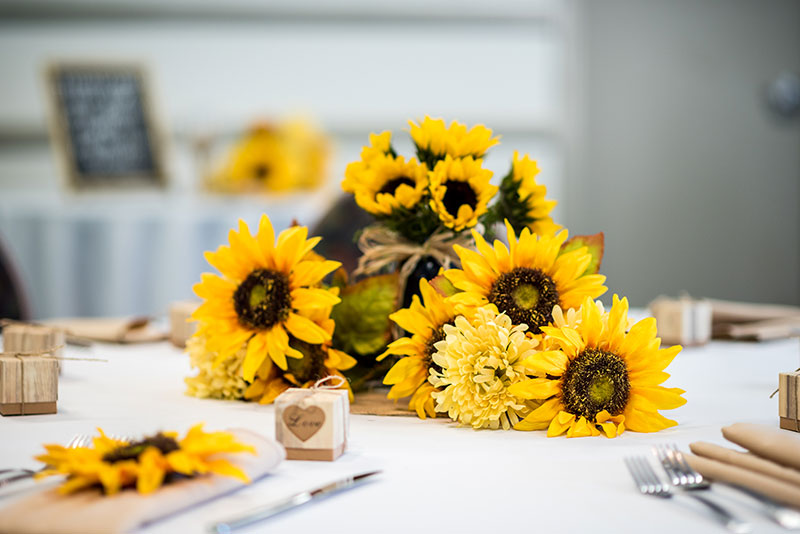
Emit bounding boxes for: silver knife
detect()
[210,470,381,533]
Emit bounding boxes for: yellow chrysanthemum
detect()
[377,279,457,418]
[428,155,497,231]
[511,295,686,437]
[349,154,428,216]
[341,131,393,194]
[35,425,255,495]
[409,116,499,167]
[191,215,341,382]
[429,307,539,430]
[497,151,561,236]
[445,221,607,334]
[185,335,247,400]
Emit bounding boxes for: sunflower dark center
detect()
[285,338,328,384]
[561,348,630,421]
[102,433,180,463]
[442,180,478,216]
[378,176,415,196]
[423,326,447,374]
[233,269,291,329]
[488,267,559,334]
[253,163,270,180]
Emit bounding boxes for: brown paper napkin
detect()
[710,299,800,341]
[690,441,800,487]
[0,429,284,534]
[43,317,167,344]
[686,453,800,508]
[722,422,800,471]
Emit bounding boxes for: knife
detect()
[211,470,381,533]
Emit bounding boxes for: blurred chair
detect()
[0,235,31,321]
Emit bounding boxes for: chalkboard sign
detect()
[47,64,166,189]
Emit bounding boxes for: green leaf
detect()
[429,274,460,297]
[331,274,399,357]
[559,233,605,276]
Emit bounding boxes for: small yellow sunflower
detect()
[377,278,457,418]
[429,307,539,430]
[214,124,291,192]
[349,154,428,216]
[409,116,499,167]
[445,221,607,334]
[496,151,561,236]
[35,425,255,495]
[191,215,341,382]
[428,155,497,231]
[511,295,686,437]
[341,131,394,194]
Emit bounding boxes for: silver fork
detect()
[657,444,800,530]
[0,434,92,488]
[624,455,751,533]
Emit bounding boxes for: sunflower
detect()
[428,155,497,231]
[215,124,291,192]
[409,116,499,168]
[349,154,428,216]
[35,425,255,495]
[445,221,607,334]
[429,307,539,430]
[341,131,395,194]
[511,296,686,437]
[191,215,341,382]
[495,151,561,236]
[377,278,457,418]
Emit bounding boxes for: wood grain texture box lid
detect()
[649,296,712,346]
[0,354,58,416]
[779,371,800,432]
[2,323,64,357]
[275,385,349,461]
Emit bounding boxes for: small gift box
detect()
[649,295,712,346]
[779,371,800,432]
[3,323,65,366]
[0,352,58,416]
[275,377,349,461]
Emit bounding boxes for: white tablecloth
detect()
[0,336,797,533]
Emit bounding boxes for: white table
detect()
[1,336,798,533]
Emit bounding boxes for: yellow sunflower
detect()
[349,154,428,216]
[511,295,686,437]
[214,124,291,192]
[35,425,255,495]
[496,151,561,236]
[377,278,457,418]
[445,221,607,334]
[429,307,539,430]
[191,215,341,382]
[409,116,499,167]
[341,130,394,194]
[428,155,497,231]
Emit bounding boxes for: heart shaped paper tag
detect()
[283,405,326,442]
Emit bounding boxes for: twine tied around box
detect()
[287,375,346,403]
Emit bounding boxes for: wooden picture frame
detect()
[45,62,167,191]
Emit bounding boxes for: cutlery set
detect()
[626,444,800,532]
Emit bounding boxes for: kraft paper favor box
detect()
[649,296,712,346]
[275,387,349,461]
[779,372,800,432]
[0,353,58,416]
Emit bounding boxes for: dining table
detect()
[0,324,798,533]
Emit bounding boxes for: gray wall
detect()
[572,0,800,306]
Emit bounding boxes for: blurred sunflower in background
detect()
[446,222,607,334]
[511,296,686,437]
[493,151,561,236]
[428,155,496,231]
[377,278,457,418]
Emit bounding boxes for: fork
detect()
[624,455,751,533]
[0,434,92,488]
[656,444,800,530]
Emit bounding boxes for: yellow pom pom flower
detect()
[377,278,457,418]
[35,425,255,495]
[409,116,499,167]
[511,295,686,437]
[445,221,607,334]
[429,307,539,430]
[191,215,341,382]
[428,155,497,231]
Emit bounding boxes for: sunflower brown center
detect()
[561,348,630,421]
[285,337,328,384]
[253,163,270,180]
[442,180,478,216]
[423,326,447,374]
[488,267,559,334]
[378,176,415,196]
[233,269,291,329]
[102,433,180,463]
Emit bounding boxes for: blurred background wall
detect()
[0,0,797,319]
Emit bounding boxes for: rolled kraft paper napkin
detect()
[690,442,800,487]
[722,423,800,471]
[42,317,167,344]
[685,453,800,508]
[0,429,285,534]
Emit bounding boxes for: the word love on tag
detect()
[283,405,326,441]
